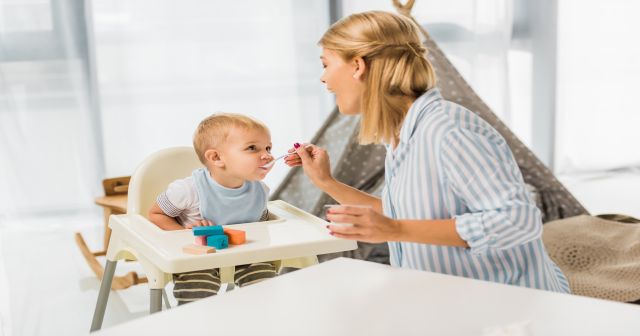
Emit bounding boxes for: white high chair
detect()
[90,147,356,332]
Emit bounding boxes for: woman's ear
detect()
[204,148,225,168]
[352,57,366,80]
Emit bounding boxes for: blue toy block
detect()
[192,225,224,236]
[206,235,229,250]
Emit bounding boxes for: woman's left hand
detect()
[325,205,402,243]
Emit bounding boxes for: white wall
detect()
[555,0,640,173]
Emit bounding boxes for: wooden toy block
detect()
[195,236,207,246]
[182,244,215,255]
[206,234,229,250]
[223,227,246,245]
[192,225,224,236]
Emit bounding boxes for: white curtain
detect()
[0,0,103,216]
[342,0,518,136]
[0,0,333,217]
[555,0,640,173]
[92,0,333,190]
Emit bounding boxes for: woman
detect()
[286,11,569,292]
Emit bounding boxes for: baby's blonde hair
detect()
[319,11,437,145]
[193,113,269,164]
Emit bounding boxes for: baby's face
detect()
[218,127,274,180]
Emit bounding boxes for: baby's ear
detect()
[204,149,225,168]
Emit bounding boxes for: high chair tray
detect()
[107,200,357,273]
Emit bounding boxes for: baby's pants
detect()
[172,262,277,305]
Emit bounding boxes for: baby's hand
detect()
[185,220,215,229]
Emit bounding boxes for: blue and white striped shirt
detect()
[382,88,570,293]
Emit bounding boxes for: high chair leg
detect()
[162,289,171,309]
[90,260,117,332]
[150,289,163,313]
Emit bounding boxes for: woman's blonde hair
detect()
[193,112,269,164]
[319,11,437,144]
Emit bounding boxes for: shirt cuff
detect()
[455,213,498,255]
[156,192,182,217]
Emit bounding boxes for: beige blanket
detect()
[543,214,640,302]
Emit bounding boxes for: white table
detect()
[93,257,640,335]
[90,200,357,331]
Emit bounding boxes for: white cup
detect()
[323,204,372,227]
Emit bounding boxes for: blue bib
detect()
[192,168,267,226]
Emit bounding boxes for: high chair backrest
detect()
[127,147,203,217]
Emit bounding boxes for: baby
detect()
[148,112,277,304]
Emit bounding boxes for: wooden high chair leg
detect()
[75,232,148,289]
[90,260,117,332]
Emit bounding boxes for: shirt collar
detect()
[398,88,443,144]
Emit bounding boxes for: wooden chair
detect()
[75,176,148,289]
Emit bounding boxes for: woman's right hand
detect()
[285,143,334,187]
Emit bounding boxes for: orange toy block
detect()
[182,244,215,255]
[223,227,246,245]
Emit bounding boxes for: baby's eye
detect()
[246,145,256,151]
[266,146,272,153]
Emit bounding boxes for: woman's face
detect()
[320,48,364,115]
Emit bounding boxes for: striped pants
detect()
[174,211,275,305]
[172,262,277,305]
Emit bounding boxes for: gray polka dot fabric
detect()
[270,30,588,264]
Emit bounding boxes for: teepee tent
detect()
[271,1,587,264]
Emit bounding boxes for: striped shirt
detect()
[382,88,570,293]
